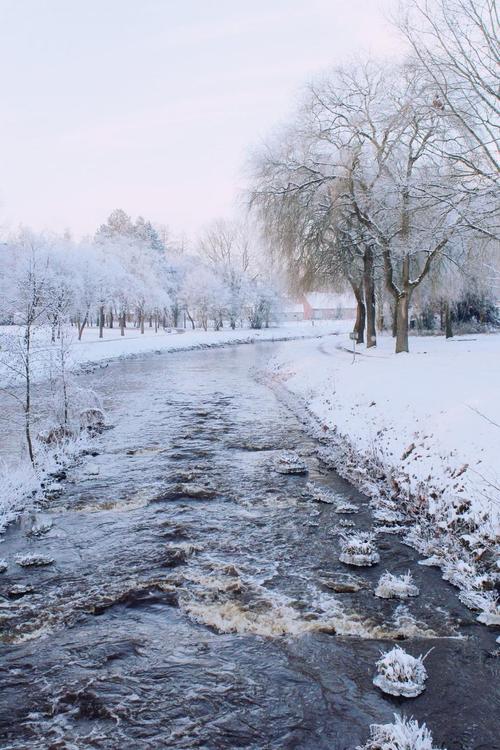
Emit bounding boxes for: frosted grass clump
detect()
[306,482,336,503]
[476,600,500,626]
[373,646,429,698]
[375,571,420,600]
[335,500,358,514]
[357,713,445,750]
[30,517,53,537]
[15,553,54,567]
[275,451,308,475]
[373,506,405,524]
[339,532,380,567]
[0,559,7,573]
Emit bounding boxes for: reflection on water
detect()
[0,342,498,749]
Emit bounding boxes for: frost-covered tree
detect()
[398,0,499,239]
[95,208,135,243]
[199,219,251,329]
[180,265,225,331]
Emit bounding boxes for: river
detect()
[0,340,498,749]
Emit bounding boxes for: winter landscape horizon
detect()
[0,2,499,749]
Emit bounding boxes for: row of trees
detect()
[249,0,499,352]
[1,210,282,341]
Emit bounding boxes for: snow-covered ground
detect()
[266,331,500,621]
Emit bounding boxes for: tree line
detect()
[1,210,281,340]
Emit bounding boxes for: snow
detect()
[267,331,500,620]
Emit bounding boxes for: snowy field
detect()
[267,331,500,620]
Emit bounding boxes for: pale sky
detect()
[0,0,405,240]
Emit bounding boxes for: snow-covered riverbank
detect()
[71,320,350,368]
[0,320,350,385]
[266,331,500,624]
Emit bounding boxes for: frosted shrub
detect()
[373,646,429,697]
[339,532,380,567]
[375,571,420,600]
[80,407,105,433]
[357,713,445,750]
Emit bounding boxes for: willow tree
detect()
[248,115,377,345]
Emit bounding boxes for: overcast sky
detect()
[0,0,405,240]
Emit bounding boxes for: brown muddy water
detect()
[0,341,499,749]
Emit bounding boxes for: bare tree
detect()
[0,235,50,463]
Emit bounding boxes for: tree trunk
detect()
[444,300,453,338]
[186,311,195,330]
[391,302,398,338]
[24,327,34,464]
[99,305,105,339]
[376,283,385,332]
[25,408,34,464]
[352,284,365,344]
[120,312,125,336]
[363,247,376,348]
[109,309,114,329]
[140,311,145,334]
[395,294,410,353]
[78,313,88,341]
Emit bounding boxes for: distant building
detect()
[281,291,356,321]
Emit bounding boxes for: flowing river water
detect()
[0,340,498,749]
